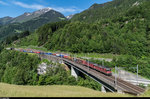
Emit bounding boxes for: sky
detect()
[0,0,112,18]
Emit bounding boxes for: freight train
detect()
[14,48,112,76]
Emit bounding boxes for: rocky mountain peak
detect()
[24,12,31,16]
[33,7,52,15]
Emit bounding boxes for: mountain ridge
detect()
[71,0,147,23]
[0,8,67,41]
[0,7,53,25]
[10,7,53,23]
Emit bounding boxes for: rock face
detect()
[37,63,47,75]
[37,62,54,75]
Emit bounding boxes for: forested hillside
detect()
[27,0,150,58]
[71,0,147,23]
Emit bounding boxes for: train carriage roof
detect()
[88,60,111,70]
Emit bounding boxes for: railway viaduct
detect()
[38,54,145,95]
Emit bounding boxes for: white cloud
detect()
[53,7,77,13]
[53,6,82,13]
[0,0,9,5]
[13,1,46,10]
[12,1,81,14]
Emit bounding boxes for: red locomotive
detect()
[74,58,112,76]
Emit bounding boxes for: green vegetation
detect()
[40,59,52,65]
[15,46,49,52]
[0,45,4,53]
[37,20,70,46]
[3,31,30,45]
[13,32,38,47]
[0,50,40,85]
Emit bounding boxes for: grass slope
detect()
[0,83,133,97]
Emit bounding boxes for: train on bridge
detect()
[8,48,146,95]
[11,48,112,76]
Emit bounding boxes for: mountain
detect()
[71,0,147,23]
[66,14,74,20]
[10,7,52,23]
[0,8,67,41]
[0,16,13,25]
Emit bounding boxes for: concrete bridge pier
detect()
[71,66,79,79]
[101,85,106,93]
[117,89,124,94]
[59,59,63,64]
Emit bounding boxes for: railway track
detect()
[111,76,145,94]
